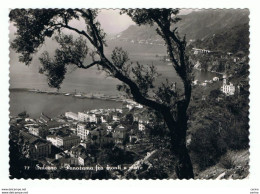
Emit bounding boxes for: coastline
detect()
[193,67,224,76]
[9,88,125,102]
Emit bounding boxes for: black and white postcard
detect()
[1,1,260,194]
[8,8,250,180]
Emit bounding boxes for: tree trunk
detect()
[170,130,194,178]
[173,143,194,179]
[163,109,194,179]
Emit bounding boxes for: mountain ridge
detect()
[116,9,249,42]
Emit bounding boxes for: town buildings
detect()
[78,112,98,123]
[65,112,78,120]
[19,131,52,159]
[14,99,156,169]
[112,125,128,144]
[47,134,80,150]
[69,144,86,158]
[28,125,48,138]
[56,135,80,150]
[77,123,89,140]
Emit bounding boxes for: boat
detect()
[74,93,86,98]
[28,89,38,92]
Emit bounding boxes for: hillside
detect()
[197,150,249,179]
[116,9,249,42]
[121,149,249,179]
[191,23,250,54]
[116,25,159,41]
[176,9,249,41]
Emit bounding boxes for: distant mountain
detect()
[114,25,161,43]
[116,9,249,42]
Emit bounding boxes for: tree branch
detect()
[148,10,191,110]
[85,10,105,52]
[113,70,172,114]
[149,12,180,69]
[77,61,102,69]
[53,23,96,47]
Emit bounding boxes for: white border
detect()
[1,0,260,193]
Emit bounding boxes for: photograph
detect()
[8,8,250,180]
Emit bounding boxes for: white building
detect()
[221,76,235,96]
[116,108,123,113]
[89,113,97,123]
[126,104,134,110]
[25,118,35,123]
[46,135,58,146]
[138,123,146,131]
[78,112,98,123]
[135,104,143,109]
[192,48,211,55]
[112,115,120,121]
[100,116,107,123]
[78,154,88,166]
[221,82,235,96]
[65,112,78,120]
[192,80,199,85]
[78,112,89,122]
[56,135,80,150]
[77,123,90,140]
[28,126,48,138]
[213,77,220,81]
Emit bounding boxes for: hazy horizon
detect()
[9,9,194,35]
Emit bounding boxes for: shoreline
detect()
[193,67,224,76]
[9,88,125,102]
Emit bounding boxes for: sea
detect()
[9,40,217,118]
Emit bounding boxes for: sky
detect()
[9,9,194,35]
[97,10,135,34]
[97,9,194,34]
[9,9,134,35]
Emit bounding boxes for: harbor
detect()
[26,89,125,102]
